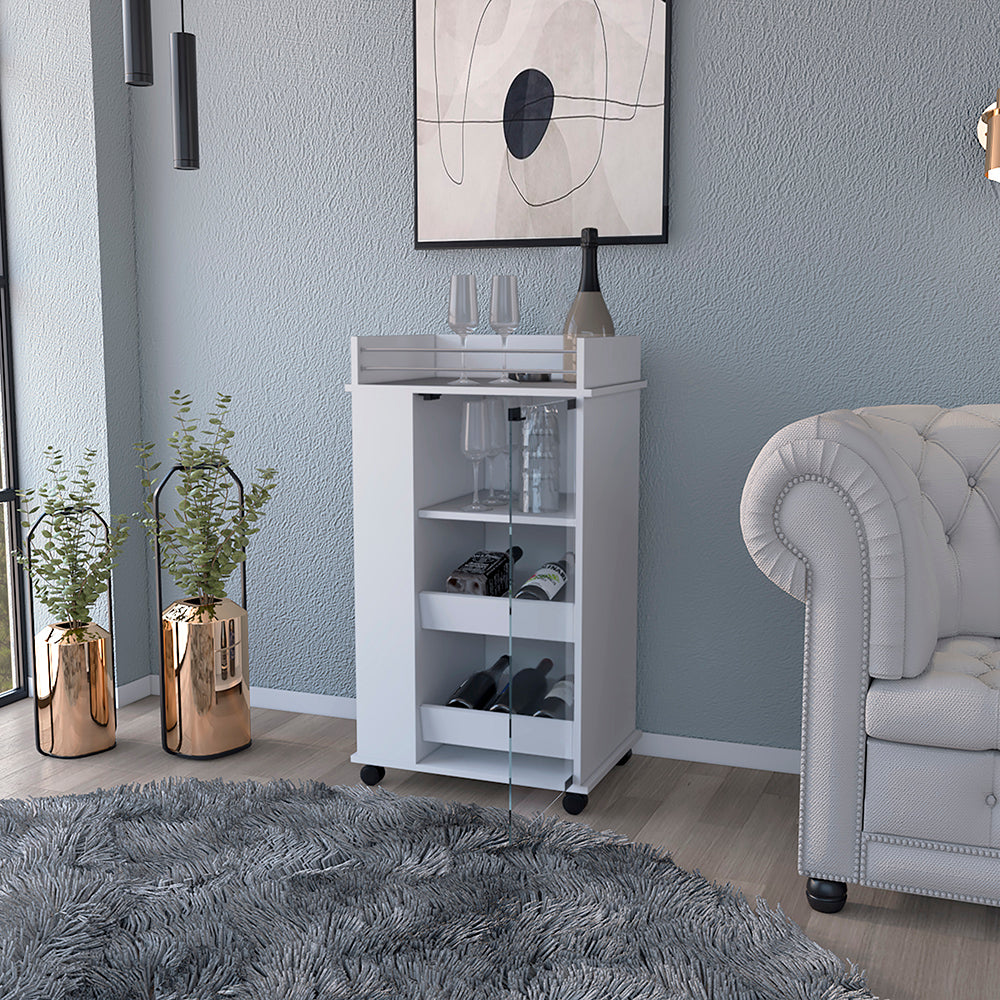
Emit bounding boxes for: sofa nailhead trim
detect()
[774,471,869,883]
[860,833,1000,906]
[865,832,1000,857]
[861,879,1000,907]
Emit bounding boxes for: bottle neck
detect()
[489,654,510,676]
[578,243,600,293]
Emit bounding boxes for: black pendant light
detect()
[122,0,153,86]
[171,0,199,170]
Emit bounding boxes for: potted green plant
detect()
[136,391,276,759]
[16,446,129,758]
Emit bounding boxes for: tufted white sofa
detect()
[741,405,1000,912]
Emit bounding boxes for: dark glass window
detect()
[0,118,26,706]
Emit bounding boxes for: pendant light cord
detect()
[180,0,185,32]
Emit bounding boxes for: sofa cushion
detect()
[863,738,1000,849]
[867,636,1000,751]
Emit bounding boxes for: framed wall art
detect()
[414,0,672,248]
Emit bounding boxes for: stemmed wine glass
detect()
[460,399,489,511]
[484,396,509,505]
[449,275,478,386]
[489,275,519,385]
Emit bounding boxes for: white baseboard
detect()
[635,731,799,774]
[116,675,157,707]
[244,693,796,773]
[249,687,357,719]
[102,679,797,773]
[110,677,356,719]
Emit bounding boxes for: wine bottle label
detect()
[546,679,573,704]
[446,549,520,597]
[516,562,567,600]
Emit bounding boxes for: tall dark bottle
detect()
[446,655,510,710]
[487,657,554,715]
[562,227,614,382]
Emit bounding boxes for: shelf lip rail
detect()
[358,344,574,376]
[358,346,574,354]
[360,366,575,375]
[350,334,642,391]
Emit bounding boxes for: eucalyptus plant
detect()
[16,447,129,628]
[136,390,277,608]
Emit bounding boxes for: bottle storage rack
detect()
[418,592,574,643]
[348,335,644,813]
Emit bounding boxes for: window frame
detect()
[0,103,28,708]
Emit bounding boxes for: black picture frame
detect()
[413,0,672,249]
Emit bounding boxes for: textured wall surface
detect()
[129,0,1000,746]
[10,0,999,747]
[0,1,148,685]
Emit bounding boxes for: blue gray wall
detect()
[5,1,1000,747]
[0,0,148,685]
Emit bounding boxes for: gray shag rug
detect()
[0,778,875,1000]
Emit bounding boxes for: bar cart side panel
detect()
[351,387,420,769]
[575,389,642,788]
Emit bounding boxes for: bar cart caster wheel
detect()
[616,750,633,766]
[805,878,847,913]
[360,765,385,786]
[562,792,589,815]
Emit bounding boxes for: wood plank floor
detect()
[2,696,997,1000]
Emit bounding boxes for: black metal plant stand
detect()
[24,505,116,758]
[152,462,248,758]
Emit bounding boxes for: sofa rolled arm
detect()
[741,411,939,682]
[740,410,941,881]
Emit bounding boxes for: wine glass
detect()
[460,399,489,511]
[484,396,509,505]
[448,275,479,386]
[489,275,519,385]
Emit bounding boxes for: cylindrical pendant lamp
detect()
[123,0,153,86]
[171,31,199,170]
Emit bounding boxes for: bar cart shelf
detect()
[348,335,644,813]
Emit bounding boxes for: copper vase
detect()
[161,597,251,758]
[34,622,116,758]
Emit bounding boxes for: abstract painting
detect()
[414,0,671,247]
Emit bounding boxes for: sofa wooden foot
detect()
[805,878,847,913]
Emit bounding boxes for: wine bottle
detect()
[487,657,554,714]
[515,553,574,601]
[533,676,574,719]
[562,227,614,383]
[446,546,523,596]
[445,654,510,710]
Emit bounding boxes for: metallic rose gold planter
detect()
[161,597,251,758]
[34,623,116,758]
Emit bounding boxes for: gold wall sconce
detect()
[978,90,1000,181]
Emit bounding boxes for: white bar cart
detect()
[348,334,644,814]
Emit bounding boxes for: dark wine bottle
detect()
[446,546,523,596]
[515,553,574,601]
[562,227,614,382]
[487,657,554,714]
[445,655,510,710]
[533,676,574,719]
